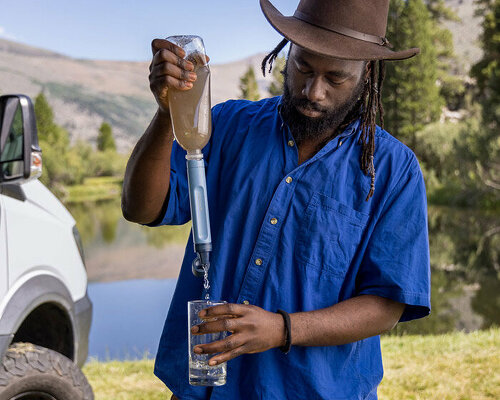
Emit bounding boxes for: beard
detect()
[280,63,366,147]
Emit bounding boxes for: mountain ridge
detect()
[0,37,275,151]
[0,0,482,151]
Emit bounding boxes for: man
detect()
[122,0,431,398]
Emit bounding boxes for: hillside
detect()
[0,39,276,151]
[0,0,482,152]
[442,0,483,74]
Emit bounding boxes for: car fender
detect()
[0,274,82,363]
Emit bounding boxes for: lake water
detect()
[68,200,500,361]
[87,279,176,361]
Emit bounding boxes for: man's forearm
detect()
[190,295,406,367]
[122,109,174,224]
[289,295,405,347]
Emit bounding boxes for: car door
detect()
[0,192,7,299]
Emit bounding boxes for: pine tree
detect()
[33,92,73,187]
[471,0,500,129]
[268,55,286,96]
[424,0,459,67]
[97,122,116,152]
[424,0,468,111]
[239,66,261,101]
[426,0,460,21]
[383,0,444,149]
[469,0,500,194]
[34,92,70,149]
[35,92,55,143]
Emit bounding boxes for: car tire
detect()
[0,342,94,400]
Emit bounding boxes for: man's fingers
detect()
[150,75,193,91]
[151,38,185,58]
[150,75,192,92]
[150,62,197,82]
[193,334,244,355]
[150,39,209,73]
[151,49,194,72]
[199,303,250,319]
[208,345,247,366]
[192,316,237,335]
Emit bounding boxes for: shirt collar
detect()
[342,117,361,139]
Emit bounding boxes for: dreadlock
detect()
[359,59,386,200]
[262,40,386,201]
[261,38,289,77]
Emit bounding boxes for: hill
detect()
[0,0,482,152]
[0,39,276,151]
[442,0,483,74]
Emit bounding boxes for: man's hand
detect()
[149,39,195,115]
[149,39,210,115]
[190,296,404,366]
[191,303,286,366]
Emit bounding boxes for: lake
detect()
[67,200,500,361]
[87,278,176,361]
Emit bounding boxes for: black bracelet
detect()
[276,309,292,354]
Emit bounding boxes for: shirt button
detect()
[255,258,263,266]
[339,140,343,147]
[242,300,250,305]
[270,217,278,225]
[285,176,292,184]
[287,140,295,147]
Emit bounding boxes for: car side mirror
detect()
[0,94,42,184]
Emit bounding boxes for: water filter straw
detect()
[186,157,212,276]
[166,35,212,278]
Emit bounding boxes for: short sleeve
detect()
[355,160,431,322]
[144,102,225,227]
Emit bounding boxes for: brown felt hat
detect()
[260,0,420,61]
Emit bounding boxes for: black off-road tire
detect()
[0,343,94,400]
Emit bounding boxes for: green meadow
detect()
[83,327,500,400]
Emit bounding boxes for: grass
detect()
[379,328,500,399]
[83,328,500,400]
[66,176,123,203]
[83,359,172,400]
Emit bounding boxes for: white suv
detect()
[0,95,93,399]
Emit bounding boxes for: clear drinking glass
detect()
[188,300,227,386]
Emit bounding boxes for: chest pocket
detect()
[295,192,370,279]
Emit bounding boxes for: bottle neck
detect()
[185,149,203,160]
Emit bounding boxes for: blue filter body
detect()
[186,158,212,246]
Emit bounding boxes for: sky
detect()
[0,0,298,64]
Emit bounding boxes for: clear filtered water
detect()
[203,264,210,300]
[189,359,226,386]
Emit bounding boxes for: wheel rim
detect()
[10,392,57,400]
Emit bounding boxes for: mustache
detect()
[292,98,328,114]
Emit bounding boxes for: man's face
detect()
[281,45,368,146]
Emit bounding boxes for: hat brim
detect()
[260,0,419,61]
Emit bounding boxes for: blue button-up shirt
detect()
[150,96,431,400]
